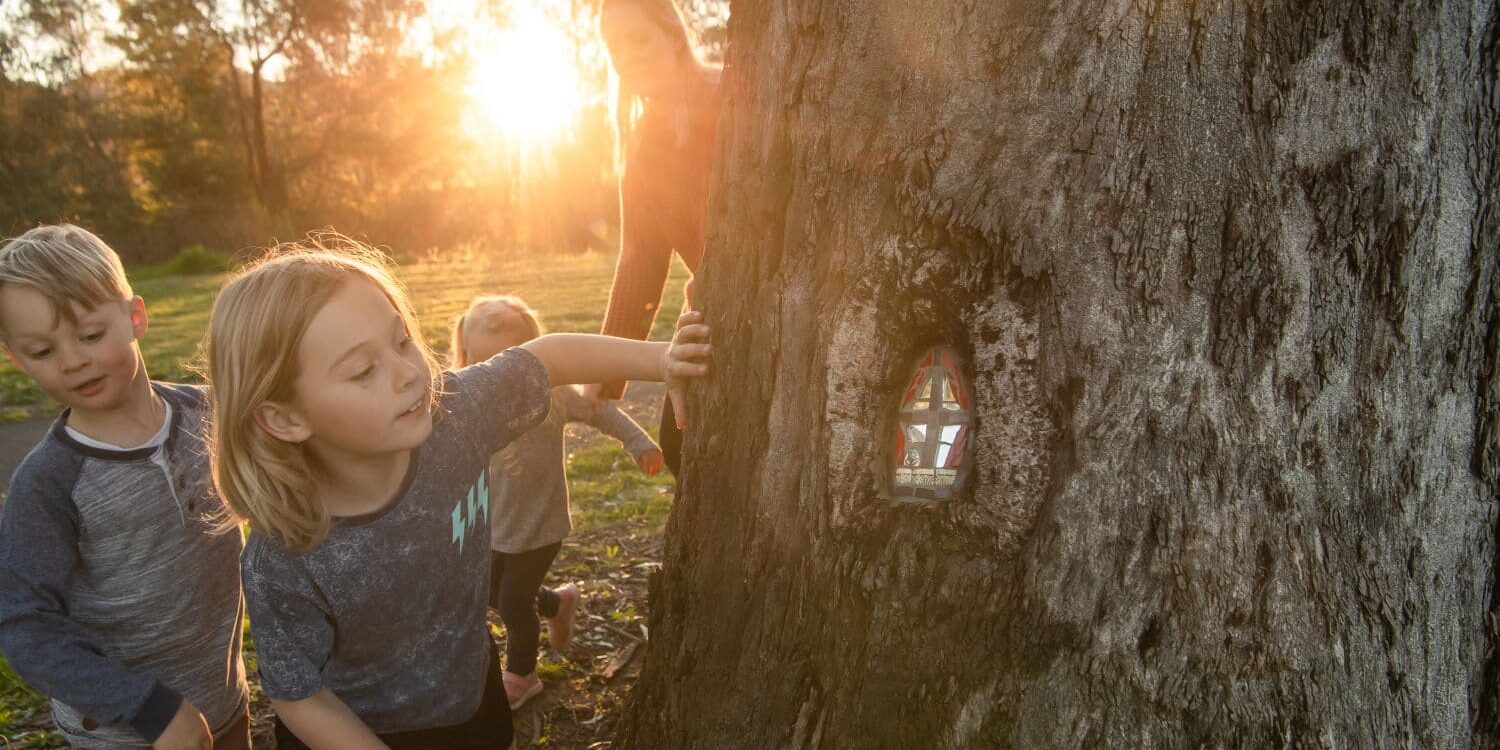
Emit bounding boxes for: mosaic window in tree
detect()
[884,345,974,503]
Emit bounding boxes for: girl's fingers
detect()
[664,310,710,428]
[673,323,710,343]
[670,343,712,360]
[668,385,688,429]
[668,361,710,377]
[676,310,703,329]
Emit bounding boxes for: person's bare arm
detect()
[564,387,662,474]
[523,311,710,428]
[522,335,670,387]
[271,689,389,750]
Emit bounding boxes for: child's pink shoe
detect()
[547,583,580,650]
[503,670,543,710]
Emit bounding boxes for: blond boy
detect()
[0,225,248,749]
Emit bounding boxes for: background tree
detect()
[1,0,141,245]
[0,0,661,260]
[111,0,260,252]
[621,0,1499,747]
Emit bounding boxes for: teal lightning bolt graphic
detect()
[466,485,480,532]
[451,502,466,554]
[451,470,491,554]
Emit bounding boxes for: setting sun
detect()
[466,9,584,145]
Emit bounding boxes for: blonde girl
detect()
[206,236,709,750]
[582,0,723,474]
[450,294,663,709]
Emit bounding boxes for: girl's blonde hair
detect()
[448,295,543,368]
[601,0,702,69]
[601,0,715,170]
[206,233,439,551]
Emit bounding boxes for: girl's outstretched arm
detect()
[272,689,389,750]
[523,310,710,427]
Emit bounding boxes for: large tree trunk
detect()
[619,0,1499,747]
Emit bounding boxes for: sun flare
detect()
[466,11,583,145]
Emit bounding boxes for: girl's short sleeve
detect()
[241,539,334,703]
[447,346,553,456]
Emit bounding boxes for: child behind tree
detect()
[450,294,664,709]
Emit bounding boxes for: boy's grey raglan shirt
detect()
[243,347,551,734]
[490,385,656,553]
[0,383,247,749]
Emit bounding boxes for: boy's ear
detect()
[127,296,149,339]
[253,401,312,443]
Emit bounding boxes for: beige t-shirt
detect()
[488,385,657,554]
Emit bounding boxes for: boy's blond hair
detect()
[206,233,438,551]
[448,295,543,368]
[0,224,133,339]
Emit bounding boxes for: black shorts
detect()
[273,646,512,749]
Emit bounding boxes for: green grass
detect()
[0,246,688,743]
[130,245,235,281]
[0,662,63,748]
[567,440,676,529]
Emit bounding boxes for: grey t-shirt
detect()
[242,347,550,733]
[490,386,657,553]
[0,383,246,749]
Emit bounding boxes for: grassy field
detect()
[0,246,690,748]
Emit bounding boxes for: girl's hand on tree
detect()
[638,448,666,476]
[152,699,211,750]
[662,309,711,429]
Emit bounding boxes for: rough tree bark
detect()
[619,0,1499,747]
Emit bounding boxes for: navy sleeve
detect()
[241,536,334,703]
[448,347,553,456]
[0,444,181,741]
